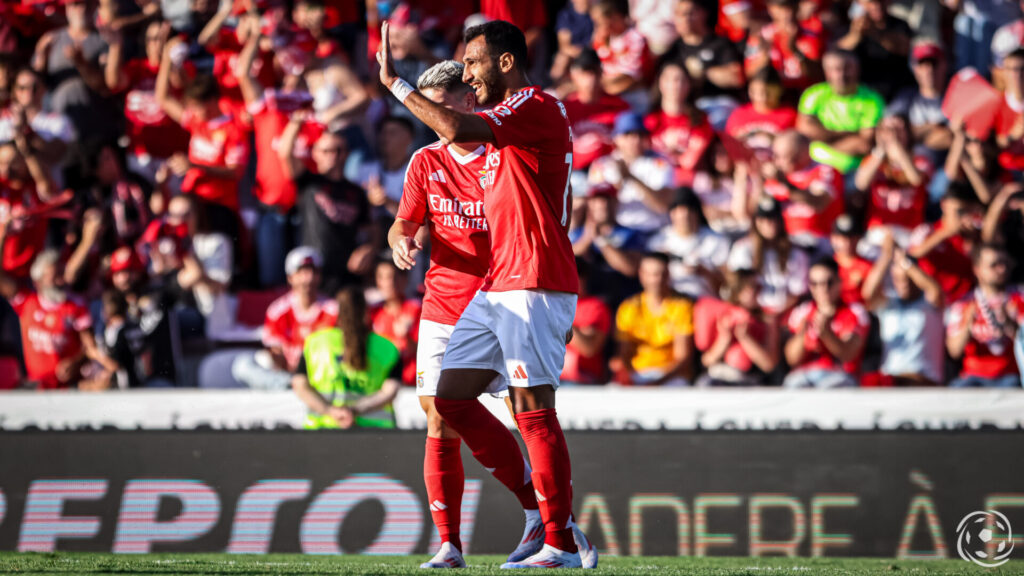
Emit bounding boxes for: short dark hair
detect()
[379,115,415,137]
[592,0,629,16]
[944,180,980,205]
[464,20,528,70]
[641,251,671,266]
[750,65,783,86]
[571,48,603,73]
[810,255,840,276]
[971,241,1010,265]
[824,47,858,63]
[184,74,220,103]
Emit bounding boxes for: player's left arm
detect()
[377,22,495,145]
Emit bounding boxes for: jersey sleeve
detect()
[797,84,827,116]
[672,300,695,337]
[859,90,886,130]
[477,90,561,150]
[396,149,429,224]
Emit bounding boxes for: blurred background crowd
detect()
[1,0,1023,392]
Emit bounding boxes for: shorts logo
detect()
[512,365,528,380]
[416,371,424,389]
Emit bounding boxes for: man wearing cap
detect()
[887,41,953,157]
[588,111,676,237]
[571,182,645,306]
[646,187,730,299]
[231,246,338,391]
[796,48,885,176]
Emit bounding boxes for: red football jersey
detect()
[398,142,489,325]
[864,153,930,231]
[724,104,798,158]
[788,300,870,374]
[247,89,323,211]
[180,110,249,210]
[476,87,579,294]
[0,180,47,279]
[561,295,612,384]
[909,222,976,304]
[947,289,1024,378]
[122,59,191,159]
[765,163,844,240]
[644,110,714,185]
[745,23,824,90]
[11,291,92,389]
[210,28,277,119]
[837,255,872,305]
[562,93,630,170]
[263,292,339,371]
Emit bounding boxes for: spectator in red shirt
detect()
[645,61,714,185]
[562,259,612,385]
[0,68,75,180]
[696,268,780,386]
[745,0,824,96]
[909,182,981,304]
[830,214,872,304]
[993,48,1024,173]
[947,243,1024,387]
[784,256,870,388]
[104,22,191,184]
[725,66,798,161]
[0,134,54,282]
[562,49,630,174]
[370,260,421,386]
[235,13,325,288]
[760,130,844,253]
[155,48,249,239]
[11,249,115,389]
[854,113,930,252]
[232,246,339,389]
[591,0,652,109]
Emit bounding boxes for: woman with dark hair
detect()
[291,286,402,429]
[696,269,779,386]
[644,61,714,186]
[727,196,809,316]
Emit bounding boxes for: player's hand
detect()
[392,235,422,270]
[376,21,398,89]
[328,406,355,429]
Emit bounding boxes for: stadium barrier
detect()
[0,429,1020,559]
[2,388,1024,430]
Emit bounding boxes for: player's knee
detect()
[422,399,460,439]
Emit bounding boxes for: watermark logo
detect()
[956,510,1014,568]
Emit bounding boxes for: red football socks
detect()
[515,408,577,553]
[433,398,539,511]
[424,437,464,551]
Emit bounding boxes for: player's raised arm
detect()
[377,21,494,145]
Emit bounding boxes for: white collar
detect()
[446,144,485,165]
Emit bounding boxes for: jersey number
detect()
[561,152,572,226]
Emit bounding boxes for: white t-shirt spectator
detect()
[588,152,675,233]
[629,0,678,55]
[357,159,409,204]
[727,238,809,314]
[647,226,730,298]
[877,296,945,383]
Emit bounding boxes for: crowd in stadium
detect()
[0,0,1023,391]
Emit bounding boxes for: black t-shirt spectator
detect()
[843,16,914,100]
[103,319,147,388]
[297,172,371,294]
[663,35,742,100]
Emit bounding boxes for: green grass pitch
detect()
[0,553,1010,575]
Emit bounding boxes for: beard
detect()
[40,286,67,305]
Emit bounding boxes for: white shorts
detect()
[441,290,577,390]
[416,319,507,397]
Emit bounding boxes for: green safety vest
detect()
[301,328,399,429]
